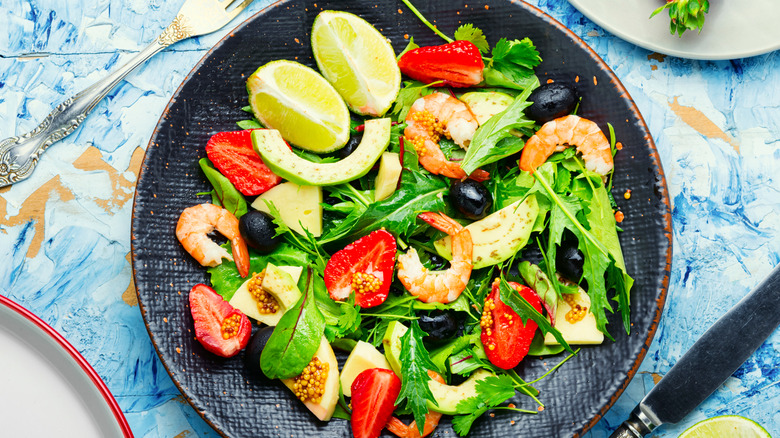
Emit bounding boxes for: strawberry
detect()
[397,40,484,87]
[481,281,541,369]
[205,130,281,196]
[350,368,401,438]
[189,283,251,358]
[324,229,396,308]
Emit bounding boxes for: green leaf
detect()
[198,158,248,217]
[452,374,518,436]
[492,37,542,71]
[517,261,558,320]
[390,80,441,122]
[348,169,449,239]
[260,268,326,379]
[482,66,540,91]
[497,274,572,353]
[461,87,536,174]
[397,36,419,60]
[453,23,489,53]
[395,320,438,436]
[236,118,264,130]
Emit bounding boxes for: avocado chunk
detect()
[427,369,493,414]
[374,151,402,201]
[251,182,322,237]
[460,91,514,125]
[435,195,540,269]
[382,320,407,376]
[228,264,303,326]
[339,340,392,397]
[252,118,391,186]
[544,284,604,346]
[281,337,340,421]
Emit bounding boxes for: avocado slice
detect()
[252,118,391,186]
[460,91,514,125]
[339,340,392,397]
[281,337,340,421]
[435,195,540,269]
[374,151,402,201]
[382,321,489,414]
[251,182,323,237]
[228,264,303,326]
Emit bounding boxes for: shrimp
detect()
[176,203,249,278]
[404,92,489,182]
[396,212,472,304]
[519,114,614,175]
[385,371,444,438]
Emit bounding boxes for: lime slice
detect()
[246,60,349,153]
[679,415,771,438]
[311,10,401,117]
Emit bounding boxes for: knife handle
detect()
[609,408,654,438]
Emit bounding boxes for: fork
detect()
[0,0,254,188]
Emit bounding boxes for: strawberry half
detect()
[397,40,484,88]
[189,283,251,358]
[350,368,401,438]
[481,281,541,369]
[205,130,281,196]
[324,229,396,308]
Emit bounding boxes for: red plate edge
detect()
[0,294,134,438]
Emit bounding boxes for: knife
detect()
[610,263,780,438]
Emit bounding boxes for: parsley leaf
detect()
[484,37,542,90]
[390,80,441,122]
[395,320,438,436]
[454,23,489,53]
[397,36,419,60]
[452,375,517,436]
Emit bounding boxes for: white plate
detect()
[0,295,133,437]
[567,0,780,60]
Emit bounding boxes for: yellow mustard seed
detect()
[248,270,279,314]
[221,314,242,340]
[291,357,329,404]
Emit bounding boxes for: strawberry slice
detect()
[350,368,401,438]
[189,283,251,358]
[397,40,484,88]
[205,130,281,196]
[324,229,396,308]
[481,281,541,369]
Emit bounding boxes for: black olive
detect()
[245,326,275,374]
[449,179,492,220]
[339,134,362,159]
[419,310,460,343]
[427,252,450,270]
[238,210,281,253]
[556,239,584,283]
[526,82,579,125]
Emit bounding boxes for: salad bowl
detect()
[131,0,672,436]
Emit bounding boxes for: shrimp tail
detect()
[231,235,250,278]
[417,212,462,235]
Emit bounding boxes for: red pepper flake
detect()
[575,75,580,83]
[615,210,625,223]
[616,141,623,150]
[398,8,403,13]
[538,406,545,412]
[485,4,489,9]
[404,34,409,39]
[546,78,554,84]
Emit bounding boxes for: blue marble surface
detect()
[1,1,778,437]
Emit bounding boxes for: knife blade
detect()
[610,263,780,438]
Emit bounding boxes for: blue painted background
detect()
[1,0,778,436]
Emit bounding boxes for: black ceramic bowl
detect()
[132,1,672,437]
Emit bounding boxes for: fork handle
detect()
[0,15,191,188]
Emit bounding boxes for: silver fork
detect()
[0,0,254,188]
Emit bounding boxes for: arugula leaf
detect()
[198,158,248,217]
[395,320,438,436]
[260,268,326,379]
[454,23,489,53]
[460,87,536,174]
[347,169,449,240]
[498,274,572,353]
[452,375,518,436]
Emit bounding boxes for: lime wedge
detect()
[679,415,771,438]
[311,10,400,117]
[246,60,349,153]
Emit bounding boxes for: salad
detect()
[173,2,634,437]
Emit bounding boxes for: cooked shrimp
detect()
[405,92,489,182]
[396,212,472,303]
[519,114,614,175]
[385,371,444,438]
[176,203,249,278]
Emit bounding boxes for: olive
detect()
[238,210,281,253]
[418,310,460,343]
[556,239,584,283]
[339,134,362,159]
[427,252,450,270]
[245,326,275,374]
[449,179,492,220]
[526,82,579,125]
